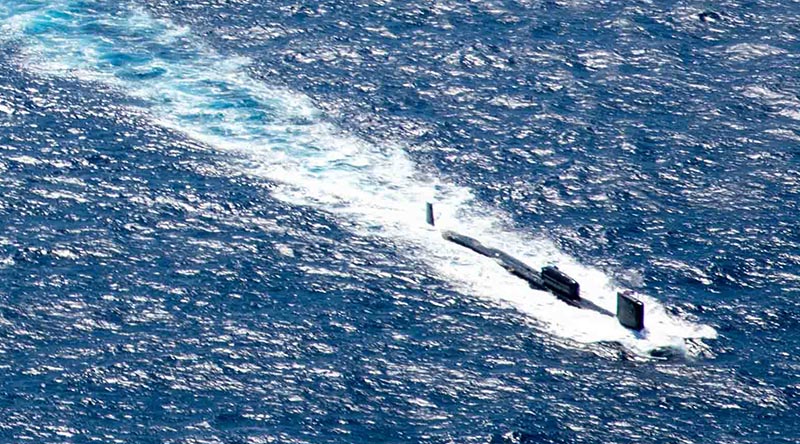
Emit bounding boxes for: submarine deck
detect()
[441,230,614,317]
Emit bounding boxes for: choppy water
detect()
[0,1,797,443]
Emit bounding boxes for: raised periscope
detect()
[427,203,645,331]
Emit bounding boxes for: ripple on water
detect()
[0,0,798,443]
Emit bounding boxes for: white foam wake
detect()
[0,0,716,356]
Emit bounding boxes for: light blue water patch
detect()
[2,0,299,149]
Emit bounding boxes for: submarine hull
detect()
[431,205,644,330]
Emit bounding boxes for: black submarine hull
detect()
[442,230,616,317]
[430,204,644,330]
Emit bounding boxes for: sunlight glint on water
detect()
[0,0,716,355]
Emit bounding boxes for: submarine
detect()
[426,203,645,331]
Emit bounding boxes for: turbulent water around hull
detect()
[0,0,716,355]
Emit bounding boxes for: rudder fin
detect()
[426,202,435,226]
[617,291,645,331]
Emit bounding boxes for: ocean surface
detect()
[0,0,797,442]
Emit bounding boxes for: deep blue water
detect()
[0,0,798,442]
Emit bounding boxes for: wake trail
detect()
[0,0,717,356]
